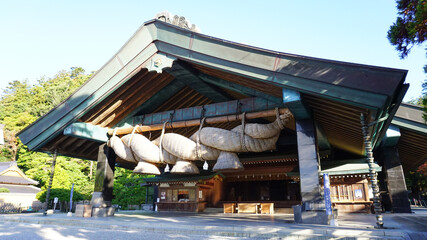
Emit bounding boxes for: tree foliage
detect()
[36,188,85,203]
[0,67,92,161]
[112,168,151,209]
[389,0,427,201]
[0,67,152,208]
[0,67,95,199]
[387,0,427,58]
[388,0,427,121]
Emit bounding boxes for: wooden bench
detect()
[237,203,258,214]
[223,203,236,213]
[224,202,275,214]
[260,203,274,214]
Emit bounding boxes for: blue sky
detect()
[0,1,425,101]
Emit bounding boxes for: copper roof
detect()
[0,176,38,185]
[0,184,40,194]
[16,18,409,169]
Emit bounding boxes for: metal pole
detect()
[44,149,57,216]
[360,113,383,228]
[145,186,148,204]
[0,124,5,145]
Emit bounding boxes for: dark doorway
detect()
[224,180,300,202]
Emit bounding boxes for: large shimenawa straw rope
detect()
[107,110,291,174]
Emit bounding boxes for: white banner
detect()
[0,124,4,145]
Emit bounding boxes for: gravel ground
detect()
[0,222,259,240]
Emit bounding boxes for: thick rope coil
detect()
[128,125,140,163]
[106,128,117,149]
[240,112,248,152]
[159,121,167,163]
[275,107,285,130]
[196,117,207,160]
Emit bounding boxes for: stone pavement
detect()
[1,207,426,239]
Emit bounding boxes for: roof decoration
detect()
[155,11,200,33]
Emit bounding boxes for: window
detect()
[178,190,189,202]
[330,184,365,202]
[162,188,196,202]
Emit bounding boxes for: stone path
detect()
[0,207,426,239]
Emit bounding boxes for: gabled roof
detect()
[391,103,427,171]
[393,103,427,133]
[0,176,39,185]
[17,18,408,159]
[0,161,39,185]
[320,159,381,176]
[0,162,14,173]
[0,184,40,194]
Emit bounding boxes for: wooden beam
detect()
[198,73,283,104]
[282,88,311,119]
[108,108,291,136]
[164,61,232,102]
[382,125,401,147]
[114,79,186,128]
[315,123,331,151]
[65,98,288,142]
[131,97,284,126]
[63,122,109,142]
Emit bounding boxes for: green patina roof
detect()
[287,159,381,177]
[320,159,381,175]
[17,19,407,152]
[391,103,427,134]
[144,171,224,183]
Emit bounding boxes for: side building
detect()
[0,161,42,211]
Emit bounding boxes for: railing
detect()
[0,202,22,214]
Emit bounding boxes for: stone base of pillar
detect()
[293,202,338,225]
[303,200,325,211]
[90,191,111,208]
[89,191,114,217]
[92,207,115,217]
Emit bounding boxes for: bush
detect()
[36,188,85,203]
[0,187,10,193]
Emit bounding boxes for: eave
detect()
[17,19,407,158]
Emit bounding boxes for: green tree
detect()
[0,67,95,200]
[389,0,427,202]
[388,0,427,121]
[387,0,427,58]
[36,188,86,212]
[16,143,95,199]
[112,168,151,209]
[36,188,85,203]
[0,67,93,161]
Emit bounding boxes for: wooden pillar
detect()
[380,146,411,213]
[91,143,116,207]
[296,118,322,207]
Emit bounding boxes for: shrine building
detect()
[17,13,427,223]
